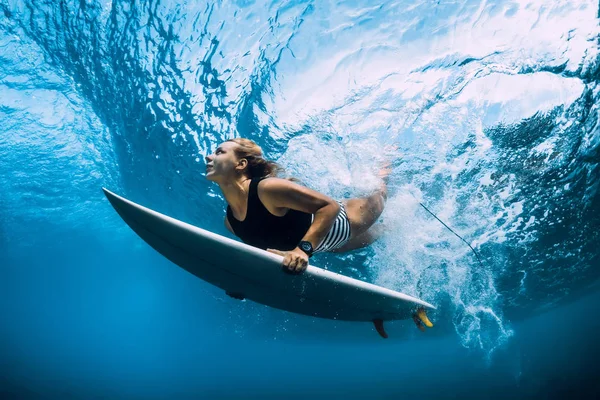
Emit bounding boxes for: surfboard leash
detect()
[417,202,485,268]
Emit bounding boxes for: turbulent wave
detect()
[1,0,599,353]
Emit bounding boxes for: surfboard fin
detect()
[373,319,388,339]
[413,307,433,331]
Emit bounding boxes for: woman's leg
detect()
[343,191,386,235]
[338,164,390,251]
[333,153,393,253]
[331,223,384,253]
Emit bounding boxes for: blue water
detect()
[1,0,599,398]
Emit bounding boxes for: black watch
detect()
[298,241,314,258]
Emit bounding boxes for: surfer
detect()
[205,138,390,274]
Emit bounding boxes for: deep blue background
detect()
[2,228,600,398]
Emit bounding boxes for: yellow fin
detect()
[416,308,434,328]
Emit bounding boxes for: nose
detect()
[205,154,213,163]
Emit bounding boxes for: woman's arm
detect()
[224,217,235,234]
[258,178,340,271]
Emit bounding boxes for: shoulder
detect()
[257,177,296,191]
[256,177,305,196]
[256,177,308,209]
[255,176,334,212]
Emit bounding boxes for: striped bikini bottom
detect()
[313,201,352,253]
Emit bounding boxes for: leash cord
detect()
[418,202,485,268]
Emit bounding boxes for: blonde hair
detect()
[226,138,285,179]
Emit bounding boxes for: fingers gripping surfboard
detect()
[102,188,435,338]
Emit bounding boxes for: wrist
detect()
[298,240,314,258]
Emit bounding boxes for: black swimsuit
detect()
[226,177,312,251]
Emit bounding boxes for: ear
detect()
[236,158,248,171]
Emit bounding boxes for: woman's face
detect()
[204,141,244,182]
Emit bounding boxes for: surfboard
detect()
[102,188,435,336]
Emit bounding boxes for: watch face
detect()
[301,242,312,252]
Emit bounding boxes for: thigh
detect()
[342,193,385,237]
[330,223,384,253]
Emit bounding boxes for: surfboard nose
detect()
[102,188,134,218]
[102,187,125,208]
[101,187,114,197]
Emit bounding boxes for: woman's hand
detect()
[267,247,309,274]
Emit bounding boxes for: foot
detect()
[413,315,426,332]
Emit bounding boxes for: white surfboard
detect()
[102,188,435,335]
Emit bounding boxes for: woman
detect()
[205,138,388,274]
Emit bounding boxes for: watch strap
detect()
[298,240,314,257]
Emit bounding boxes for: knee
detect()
[379,187,387,202]
[379,180,388,202]
[369,193,385,216]
[377,195,386,214]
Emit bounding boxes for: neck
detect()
[218,175,252,215]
